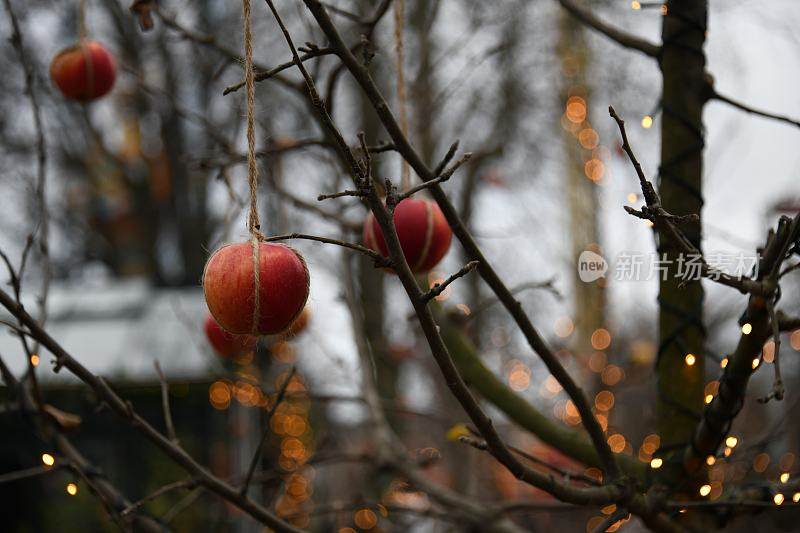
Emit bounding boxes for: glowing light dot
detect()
[650,458,663,469]
[724,447,732,457]
[752,358,760,369]
[742,323,752,335]
[30,354,39,366]
[781,472,790,483]
[66,483,78,496]
[705,394,713,404]
[726,436,738,448]
[684,353,696,366]
[699,484,711,497]
[720,357,728,368]
[793,492,800,503]
[627,193,638,203]
[774,493,784,506]
[631,1,641,9]
[41,453,55,466]
[706,456,716,466]
[641,115,653,129]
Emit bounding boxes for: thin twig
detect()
[555,0,660,58]
[301,0,622,487]
[712,91,800,130]
[399,152,472,201]
[423,261,480,302]
[121,478,196,517]
[240,367,296,495]
[590,507,630,533]
[154,361,179,444]
[609,106,768,297]
[260,232,391,267]
[317,189,365,201]
[0,464,60,485]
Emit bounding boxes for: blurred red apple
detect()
[203,242,309,335]
[50,41,116,101]
[204,314,257,359]
[363,198,452,273]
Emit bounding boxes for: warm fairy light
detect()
[763,340,775,363]
[726,436,738,448]
[591,328,612,351]
[791,330,800,351]
[650,458,663,469]
[793,492,800,503]
[742,323,752,335]
[706,456,716,466]
[607,434,626,453]
[589,351,607,373]
[699,484,711,497]
[754,453,771,473]
[705,394,713,404]
[752,358,760,369]
[354,509,378,530]
[566,96,587,123]
[601,365,624,386]
[631,1,641,9]
[720,357,728,368]
[781,472,790,483]
[684,353,696,366]
[627,193,638,203]
[774,493,784,506]
[209,381,232,410]
[780,453,796,471]
[641,115,653,129]
[66,483,78,496]
[554,316,574,338]
[724,447,732,457]
[578,128,600,150]
[595,390,615,411]
[585,158,606,182]
[41,453,55,467]
[30,354,39,366]
[508,361,531,392]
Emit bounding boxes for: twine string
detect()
[78,0,87,41]
[243,0,264,334]
[393,0,410,191]
[77,0,94,99]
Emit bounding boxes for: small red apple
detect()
[203,242,310,335]
[363,198,452,273]
[204,314,257,359]
[50,41,116,101]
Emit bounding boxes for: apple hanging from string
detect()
[203,242,310,335]
[50,41,116,101]
[204,314,257,359]
[363,198,452,273]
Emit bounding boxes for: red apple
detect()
[50,41,116,101]
[363,198,452,273]
[203,242,309,335]
[204,314,257,359]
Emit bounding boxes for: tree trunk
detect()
[656,0,708,485]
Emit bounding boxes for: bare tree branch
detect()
[555,0,661,58]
